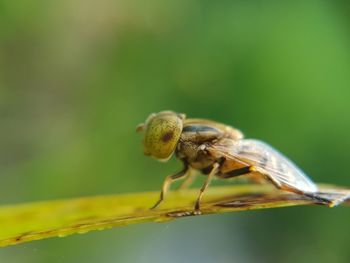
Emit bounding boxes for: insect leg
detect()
[177,169,197,190]
[194,163,220,213]
[219,166,252,179]
[151,167,189,209]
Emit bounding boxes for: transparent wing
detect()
[209,139,318,193]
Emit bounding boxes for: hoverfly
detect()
[137,111,343,213]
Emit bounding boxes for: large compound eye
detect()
[142,111,184,160]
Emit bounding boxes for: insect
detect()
[137,111,343,213]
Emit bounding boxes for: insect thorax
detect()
[176,123,225,171]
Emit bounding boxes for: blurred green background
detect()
[1,0,350,262]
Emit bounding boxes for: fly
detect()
[137,111,345,213]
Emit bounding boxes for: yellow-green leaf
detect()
[0,184,349,247]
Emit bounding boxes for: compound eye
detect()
[143,112,184,160]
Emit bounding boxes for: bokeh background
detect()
[1,0,350,262]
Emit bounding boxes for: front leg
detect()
[151,166,189,209]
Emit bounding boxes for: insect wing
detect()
[209,139,318,193]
